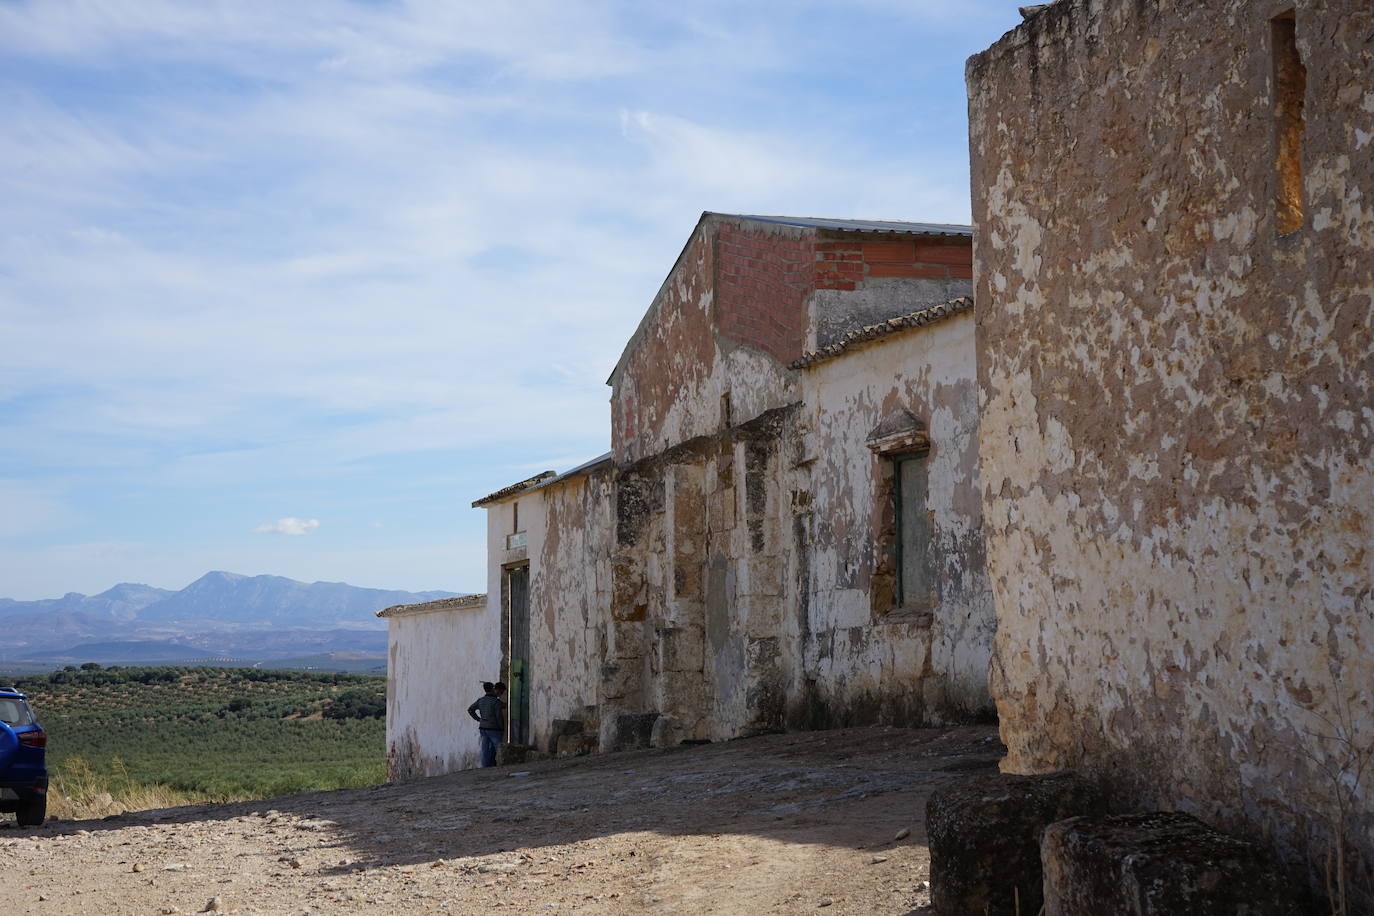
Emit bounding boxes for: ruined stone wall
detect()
[969,0,1374,889]
[527,467,615,752]
[606,407,796,746]
[795,311,993,727]
[385,602,494,779]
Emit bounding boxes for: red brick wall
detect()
[815,236,973,287]
[714,224,815,364]
[715,224,973,364]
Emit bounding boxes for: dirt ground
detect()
[0,725,1003,915]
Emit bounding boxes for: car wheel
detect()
[16,793,45,827]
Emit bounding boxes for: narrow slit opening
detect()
[1272,11,1306,235]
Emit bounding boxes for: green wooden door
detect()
[507,565,530,745]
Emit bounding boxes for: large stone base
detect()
[549,719,584,742]
[612,712,660,751]
[926,771,1105,915]
[556,733,598,757]
[1041,812,1316,915]
[495,743,530,766]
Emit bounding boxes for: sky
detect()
[0,0,1018,601]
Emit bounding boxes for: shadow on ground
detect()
[5,724,1004,876]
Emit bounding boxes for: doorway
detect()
[504,564,531,745]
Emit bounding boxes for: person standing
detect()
[468,681,507,767]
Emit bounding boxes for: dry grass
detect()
[46,755,238,820]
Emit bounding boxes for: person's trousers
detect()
[479,728,502,767]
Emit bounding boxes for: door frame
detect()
[501,562,531,745]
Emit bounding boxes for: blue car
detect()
[0,687,47,827]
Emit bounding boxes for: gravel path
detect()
[0,725,1003,915]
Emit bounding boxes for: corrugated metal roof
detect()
[715,213,972,236]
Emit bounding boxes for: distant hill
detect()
[134,571,458,626]
[0,573,463,668]
[0,582,173,622]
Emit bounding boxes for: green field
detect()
[5,665,387,811]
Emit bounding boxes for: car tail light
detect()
[17,730,46,748]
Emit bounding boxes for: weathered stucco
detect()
[407,214,990,776]
[798,309,994,725]
[526,466,615,752]
[609,214,973,465]
[382,596,494,780]
[969,0,1374,894]
[491,214,993,751]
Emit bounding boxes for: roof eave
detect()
[471,471,558,508]
[377,594,488,618]
[789,296,975,369]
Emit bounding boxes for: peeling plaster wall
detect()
[385,601,494,779]
[527,468,615,752]
[609,216,803,466]
[969,0,1374,888]
[611,227,725,465]
[609,215,974,466]
[598,218,988,745]
[797,311,994,726]
[485,489,532,663]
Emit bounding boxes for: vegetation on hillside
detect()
[5,665,387,817]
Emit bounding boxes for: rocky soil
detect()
[0,725,1002,915]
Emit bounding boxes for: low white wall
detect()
[385,599,498,779]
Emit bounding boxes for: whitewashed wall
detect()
[384,597,497,779]
[797,310,994,723]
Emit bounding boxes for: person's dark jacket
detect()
[468,694,505,732]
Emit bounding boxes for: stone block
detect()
[926,771,1105,916]
[556,733,597,758]
[495,743,530,766]
[549,719,584,740]
[612,712,660,751]
[1041,812,1316,915]
[650,714,681,748]
[657,625,704,672]
[600,658,643,700]
[611,620,647,658]
[746,635,780,669]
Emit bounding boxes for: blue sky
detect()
[0,0,1017,600]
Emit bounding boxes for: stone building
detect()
[968,0,1373,895]
[471,212,995,757]
[377,593,492,779]
[472,457,615,754]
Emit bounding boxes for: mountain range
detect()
[0,572,462,669]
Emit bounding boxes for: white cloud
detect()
[0,0,1005,598]
[255,517,320,536]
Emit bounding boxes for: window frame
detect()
[892,447,935,612]
[865,409,936,621]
